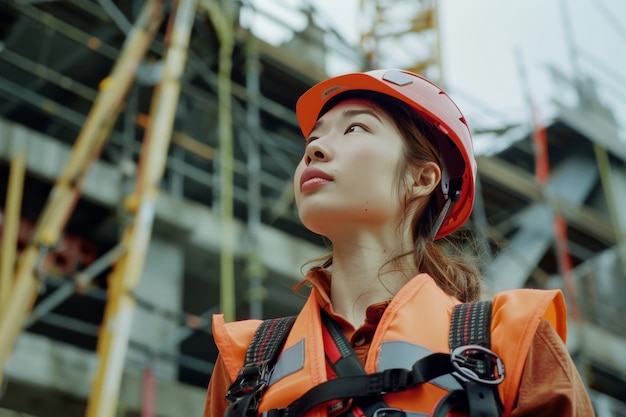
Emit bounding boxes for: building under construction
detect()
[0,1,624,416]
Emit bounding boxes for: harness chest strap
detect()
[291,301,505,417]
[271,311,459,417]
[225,301,504,417]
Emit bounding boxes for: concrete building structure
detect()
[0,1,624,416]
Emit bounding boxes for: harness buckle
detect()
[372,407,407,417]
[450,345,505,385]
[380,368,410,393]
[226,362,271,401]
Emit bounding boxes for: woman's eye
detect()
[346,124,366,134]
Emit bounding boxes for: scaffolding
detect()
[0,0,164,388]
[0,0,226,415]
[0,1,316,414]
[0,0,625,416]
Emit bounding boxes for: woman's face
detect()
[294,98,408,237]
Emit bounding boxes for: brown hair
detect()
[301,91,482,303]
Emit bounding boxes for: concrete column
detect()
[127,237,184,380]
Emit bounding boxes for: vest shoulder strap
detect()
[449,300,493,350]
[225,316,297,417]
[431,300,503,417]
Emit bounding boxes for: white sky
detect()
[439,0,626,138]
[244,0,626,148]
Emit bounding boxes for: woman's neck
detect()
[328,232,415,328]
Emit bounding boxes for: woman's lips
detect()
[300,167,333,191]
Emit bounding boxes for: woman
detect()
[204,69,594,416]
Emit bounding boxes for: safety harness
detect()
[225,301,504,417]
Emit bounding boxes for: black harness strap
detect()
[225,316,297,417]
[449,301,492,349]
[322,310,365,379]
[431,300,504,417]
[264,353,456,417]
[245,317,298,366]
[321,311,392,417]
[263,312,462,417]
[226,301,505,417]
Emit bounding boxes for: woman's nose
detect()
[304,139,329,166]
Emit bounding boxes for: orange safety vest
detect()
[212,273,567,416]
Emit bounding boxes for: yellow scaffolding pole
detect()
[199,0,236,322]
[359,0,442,83]
[0,150,25,319]
[85,1,197,416]
[0,0,163,387]
[594,144,626,273]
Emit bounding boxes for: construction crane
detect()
[359,0,442,84]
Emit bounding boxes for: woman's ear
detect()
[410,161,441,198]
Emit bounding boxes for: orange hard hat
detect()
[296,69,476,239]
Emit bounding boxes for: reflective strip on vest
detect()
[378,341,461,391]
[268,338,461,394]
[269,338,305,386]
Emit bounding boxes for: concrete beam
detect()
[477,155,614,243]
[579,322,626,380]
[556,106,626,161]
[609,166,626,236]
[487,155,599,292]
[588,390,626,417]
[0,409,37,417]
[607,165,626,269]
[3,333,206,417]
[529,245,626,388]
[0,117,324,282]
[487,203,553,292]
[549,198,614,244]
[476,155,542,201]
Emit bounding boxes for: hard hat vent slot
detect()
[382,70,413,86]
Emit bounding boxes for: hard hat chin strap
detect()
[430,187,461,240]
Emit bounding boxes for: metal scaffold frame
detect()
[359,0,442,83]
[0,2,316,408]
[199,0,237,324]
[0,0,164,386]
[1,1,625,415]
[0,0,239,415]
